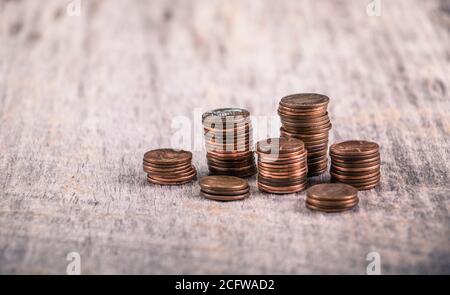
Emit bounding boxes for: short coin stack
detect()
[143,148,197,185]
[199,175,250,201]
[330,140,380,190]
[256,137,308,194]
[202,108,256,177]
[278,93,332,177]
[306,183,359,212]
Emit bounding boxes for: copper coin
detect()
[143,161,192,170]
[306,197,359,209]
[331,159,380,168]
[331,164,380,174]
[200,191,250,201]
[148,168,196,181]
[144,149,192,165]
[201,187,249,196]
[306,202,357,213]
[280,93,330,109]
[332,174,381,185]
[256,137,304,154]
[330,140,379,157]
[307,183,358,201]
[147,174,196,185]
[331,155,380,164]
[258,182,307,194]
[207,150,254,159]
[330,170,380,180]
[144,164,195,175]
[200,175,249,192]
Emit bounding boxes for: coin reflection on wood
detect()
[199,175,250,201]
[256,137,308,194]
[278,93,332,177]
[329,140,381,190]
[143,148,197,185]
[306,183,359,212]
[202,108,256,177]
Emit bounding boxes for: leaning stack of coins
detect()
[278,93,332,177]
[306,183,359,212]
[202,108,256,178]
[199,175,250,201]
[256,137,308,194]
[329,140,381,190]
[143,148,197,185]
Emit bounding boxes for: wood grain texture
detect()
[0,0,449,274]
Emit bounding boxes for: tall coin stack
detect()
[202,108,257,178]
[329,140,381,190]
[278,93,332,177]
[256,137,308,194]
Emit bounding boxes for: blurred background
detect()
[0,0,449,274]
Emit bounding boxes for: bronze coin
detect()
[332,174,381,185]
[144,164,195,175]
[330,170,380,180]
[330,140,379,157]
[307,183,358,201]
[331,164,380,174]
[258,182,307,194]
[258,169,307,179]
[280,113,330,124]
[207,150,254,158]
[305,202,357,213]
[280,93,330,109]
[331,155,380,164]
[306,197,359,209]
[257,162,307,171]
[278,108,328,118]
[208,163,256,172]
[143,160,192,170]
[331,159,380,168]
[148,168,196,181]
[200,175,249,192]
[210,167,257,178]
[200,191,250,201]
[256,137,304,154]
[201,187,249,196]
[144,149,192,165]
[147,174,196,185]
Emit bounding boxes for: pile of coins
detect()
[143,148,197,185]
[278,93,332,177]
[306,183,359,212]
[256,137,308,194]
[330,140,381,190]
[202,108,256,178]
[199,175,250,201]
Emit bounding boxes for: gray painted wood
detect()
[0,0,449,274]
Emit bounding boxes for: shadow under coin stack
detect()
[199,175,250,201]
[202,108,256,177]
[330,140,381,190]
[256,137,308,194]
[278,93,332,177]
[143,148,197,185]
[306,183,359,212]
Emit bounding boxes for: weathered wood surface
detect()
[0,0,449,274]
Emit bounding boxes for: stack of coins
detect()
[202,108,256,177]
[306,183,359,212]
[199,175,250,201]
[256,137,308,194]
[330,140,381,190]
[278,93,332,177]
[143,148,196,185]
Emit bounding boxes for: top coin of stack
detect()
[143,148,197,185]
[202,108,256,178]
[256,137,308,194]
[329,140,381,190]
[306,183,359,213]
[199,175,250,201]
[278,93,332,177]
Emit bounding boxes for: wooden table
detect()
[0,0,449,274]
